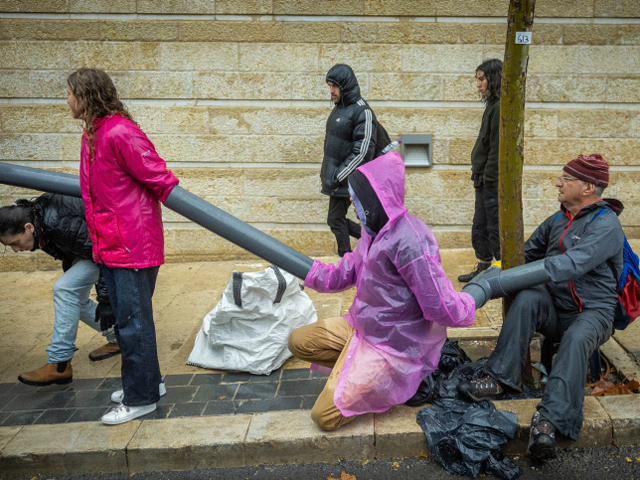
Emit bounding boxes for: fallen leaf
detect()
[327,471,356,480]
[391,462,400,468]
[419,453,428,458]
[219,396,226,400]
[626,457,633,463]
[361,460,369,466]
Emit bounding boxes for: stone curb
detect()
[2,394,640,479]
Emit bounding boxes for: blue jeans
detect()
[102,265,161,406]
[47,259,116,363]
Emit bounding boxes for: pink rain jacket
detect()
[304,153,476,416]
[80,113,179,269]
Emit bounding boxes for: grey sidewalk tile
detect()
[65,378,107,391]
[0,383,17,395]
[203,400,236,415]
[281,368,312,381]
[0,394,15,410]
[249,369,282,382]
[276,379,321,397]
[373,405,429,459]
[96,377,122,390]
[244,410,375,466]
[127,415,251,472]
[193,383,239,402]
[35,383,73,393]
[235,382,278,400]
[0,420,139,477]
[10,382,41,394]
[221,372,253,383]
[34,409,76,425]
[1,410,44,426]
[65,390,113,408]
[168,402,207,418]
[267,396,303,411]
[301,396,317,410]
[142,403,173,420]
[164,374,194,386]
[0,412,11,424]
[4,391,76,411]
[235,399,270,414]
[6,391,77,411]
[190,373,223,386]
[597,395,640,446]
[157,386,198,404]
[67,407,110,423]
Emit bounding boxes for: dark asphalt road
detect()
[16,445,640,480]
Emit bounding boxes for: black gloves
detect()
[95,302,116,332]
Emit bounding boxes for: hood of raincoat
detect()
[326,64,361,107]
[305,152,476,417]
[348,170,388,235]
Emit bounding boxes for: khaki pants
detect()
[287,316,357,431]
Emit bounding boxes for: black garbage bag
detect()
[405,339,472,406]
[416,397,523,479]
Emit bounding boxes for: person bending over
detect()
[0,194,118,386]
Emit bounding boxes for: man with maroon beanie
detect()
[458,154,623,461]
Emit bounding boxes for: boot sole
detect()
[89,350,121,362]
[529,441,557,461]
[18,375,73,387]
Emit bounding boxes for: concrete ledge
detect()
[244,410,374,465]
[127,415,251,473]
[373,405,428,459]
[597,395,640,447]
[0,421,140,478]
[1,396,638,479]
[495,397,612,455]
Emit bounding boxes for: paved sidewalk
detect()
[1,249,639,478]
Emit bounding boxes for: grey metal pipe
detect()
[0,162,314,279]
[462,259,551,309]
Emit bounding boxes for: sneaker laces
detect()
[110,403,130,414]
[532,411,555,438]
[471,375,503,394]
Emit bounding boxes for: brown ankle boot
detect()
[89,342,121,362]
[18,360,73,387]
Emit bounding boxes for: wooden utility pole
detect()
[499,0,535,315]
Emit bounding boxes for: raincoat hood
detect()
[305,152,476,417]
[326,64,361,106]
[348,170,388,235]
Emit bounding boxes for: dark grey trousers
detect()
[471,182,500,262]
[486,286,613,440]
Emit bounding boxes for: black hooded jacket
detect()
[33,193,109,302]
[321,64,378,198]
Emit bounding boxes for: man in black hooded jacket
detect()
[321,64,379,257]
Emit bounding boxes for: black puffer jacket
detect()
[470,97,500,187]
[321,64,378,197]
[525,199,624,313]
[33,194,109,302]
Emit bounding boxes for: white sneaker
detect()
[111,382,166,403]
[101,402,156,425]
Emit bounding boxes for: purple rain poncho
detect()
[304,152,476,416]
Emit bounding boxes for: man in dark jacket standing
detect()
[457,154,623,461]
[459,59,503,282]
[321,64,378,257]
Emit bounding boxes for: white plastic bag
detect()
[187,265,317,375]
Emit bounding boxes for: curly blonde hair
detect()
[67,69,135,161]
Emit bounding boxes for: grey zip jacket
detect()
[525,199,624,312]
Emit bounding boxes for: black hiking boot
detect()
[458,261,491,283]
[528,411,557,461]
[457,374,505,402]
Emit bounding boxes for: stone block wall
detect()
[0,0,639,270]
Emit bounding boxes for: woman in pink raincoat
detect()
[288,152,476,431]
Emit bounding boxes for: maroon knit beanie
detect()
[563,154,609,188]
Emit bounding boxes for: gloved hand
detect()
[95,302,116,332]
[462,266,502,309]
